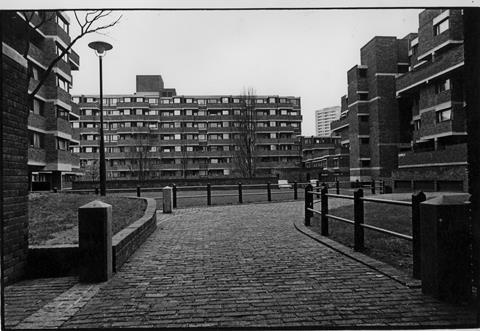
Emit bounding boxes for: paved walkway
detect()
[4,201,476,328]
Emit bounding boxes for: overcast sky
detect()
[69,8,422,135]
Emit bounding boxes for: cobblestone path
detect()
[5,201,476,328]
[63,202,474,328]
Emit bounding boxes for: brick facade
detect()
[331,36,410,181]
[2,43,30,284]
[394,9,467,191]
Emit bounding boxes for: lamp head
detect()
[88,41,113,57]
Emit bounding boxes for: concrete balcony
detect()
[28,42,49,68]
[45,150,78,171]
[28,148,47,166]
[398,143,467,167]
[69,50,80,70]
[28,113,47,131]
[396,45,464,94]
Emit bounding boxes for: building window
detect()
[56,44,68,63]
[57,138,69,150]
[358,92,368,101]
[30,98,44,115]
[359,115,369,122]
[221,97,229,103]
[198,99,206,105]
[360,159,371,167]
[57,76,70,92]
[29,131,44,148]
[186,98,193,104]
[360,137,369,144]
[56,14,69,34]
[124,97,131,103]
[358,68,367,78]
[414,119,421,130]
[437,108,452,122]
[435,78,451,94]
[434,19,449,36]
[148,98,157,104]
[57,106,69,120]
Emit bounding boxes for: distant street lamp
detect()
[88,41,113,196]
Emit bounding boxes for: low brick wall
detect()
[26,197,157,278]
[26,244,78,278]
[112,197,157,272]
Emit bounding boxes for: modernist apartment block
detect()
[301,136,349,178]
[394,9,467,191]
[315,106,341,137]
[331,36,411,181]
[4,11,81,190]
[72,75,302,179]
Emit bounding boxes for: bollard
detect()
[95,187,99,195]
[371,179,375,195]
[316,180,320,188]
[304,184,313,226]
[320,185,329,236]
[162,186,173,213]
[78,200,112,283]
[354,189,364,251]
[207,183,211,206]
[293,181,298,200]
[238,182,243,204]
[136,186,141,197]
[53,187,58,193]
[355,179,360,188]
[411,191,426,279]
[336,180,340,195]
[267,182,271,202]
[172,184,177,208]
[420,194,471,303]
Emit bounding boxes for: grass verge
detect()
[28,193,146,245]
[310,201,414,276]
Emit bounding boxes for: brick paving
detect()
[4,201,476,328]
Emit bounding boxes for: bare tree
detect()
[16,10,121,99]
[84,161,99,182]
[180,125,189,178]
[128,133,157,182]
[233,88,258,178]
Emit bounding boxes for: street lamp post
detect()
[88,41,112,196]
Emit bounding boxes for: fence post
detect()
[304,184,313,226]
[316,180,320,188]
[354,189,365,251]
[238,182,243,204]
[207,183,211,206]
[137,186,141,197]
[172,184,177,208]
[412,191,426,279]
[95,187,99,195]
[380,180,385,194]
[336,180,340,195]
[267,182,272,202]
[320,185,329,236]
[371,179,375,195]
[293,181,298,200]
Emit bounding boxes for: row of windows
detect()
[79,108,299,117]
[413,108,453,130]
[74,120,300,130]
[80,131,295,142]
[75,96,300,106]
[28,131,70,150]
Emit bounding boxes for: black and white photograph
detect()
[2,0,480,329]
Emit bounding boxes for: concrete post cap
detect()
[163,186,172,189]
[79,200,112,209]
[421,194,471,205]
